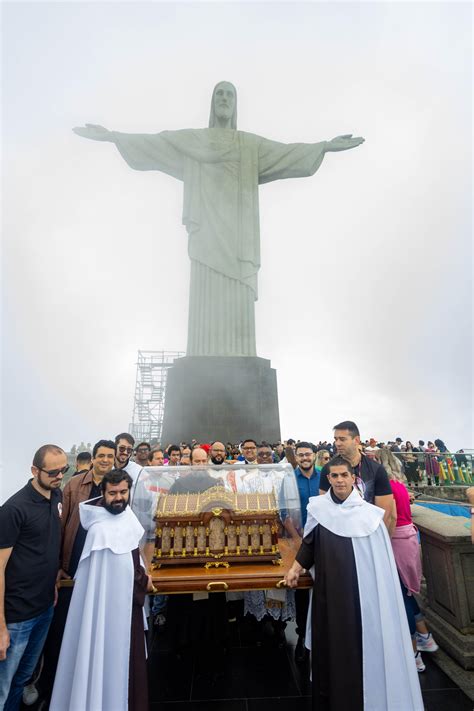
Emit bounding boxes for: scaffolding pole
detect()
[129,350,184,445]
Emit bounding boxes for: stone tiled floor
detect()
[148,615,473,711]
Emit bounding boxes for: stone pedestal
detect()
[161,356,281,445]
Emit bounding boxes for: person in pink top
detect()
[388,473,439,672]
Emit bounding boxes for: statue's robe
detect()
[50,501,148,711]
[112,128,326,356]
[297,489,423,711]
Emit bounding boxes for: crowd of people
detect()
[1,422,472,710]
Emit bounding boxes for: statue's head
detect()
[209,81,237,129]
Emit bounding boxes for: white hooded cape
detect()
[50,500,145,711]
[304,489,423,711]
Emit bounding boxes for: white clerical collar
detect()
[304,487,384,539]
[79,499,144,559]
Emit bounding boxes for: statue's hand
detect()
[326,134,365,152]
[72,123,112,141]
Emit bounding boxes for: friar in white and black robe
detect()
[50,499,149,711]
[294,487,423,711]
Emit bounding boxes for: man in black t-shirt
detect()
[0,444,66,710]
[319,421,396,535]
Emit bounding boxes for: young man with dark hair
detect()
[179,444,192,465]
[134,442,151,468]
[115,432,145,501]
[0,444,66,710]
[148,448,164,466]
[60,439,117,579]
[285,455,422,711]
[282,440,320,662]
[256,442,274,464]
[167,445,181,466]
[73,451,92,476]
[239,438,258,464]
[319,421,396,534]
[50,470,152,711]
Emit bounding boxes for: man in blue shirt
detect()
[281,441,319,663]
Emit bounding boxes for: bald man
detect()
[209,442,226,465]
[168,448,221,493]
[165,447,229,672]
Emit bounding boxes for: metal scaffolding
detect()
[129,350,184,445]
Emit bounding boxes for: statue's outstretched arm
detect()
[72,124,114,142]
[325,134,364,152]
[73,124,184,179]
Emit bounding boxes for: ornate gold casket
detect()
[154,485,281,567]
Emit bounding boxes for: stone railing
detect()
[414,485,471,503]
[412,504,473,669]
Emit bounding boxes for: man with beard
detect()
[50,470,153,711]
[169,447,221,493]
[209,441,226,465]
[0,445,66,711]
[208,441,238,489]
[280,441,320,662]
[33,440,116,705]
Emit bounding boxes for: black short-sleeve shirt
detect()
[319,455,392,504]
[0,481,62,622]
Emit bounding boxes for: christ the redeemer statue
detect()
[74,81,363,357]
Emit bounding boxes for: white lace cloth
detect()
[244,589,296,621]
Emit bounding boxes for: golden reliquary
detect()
[153,485,281,567]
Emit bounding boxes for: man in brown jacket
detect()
[60,439,116,577]
[36,439,116,704]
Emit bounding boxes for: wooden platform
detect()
[57,539,311,594]
[150,538,311,594]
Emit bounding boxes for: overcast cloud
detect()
[1,1,472,501]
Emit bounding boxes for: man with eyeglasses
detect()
[281,441,320,663]
[0,444,66,710]
[239,438,258,464]
[114,433,147,505]
[33,440,117,706]
[241,443,284,494]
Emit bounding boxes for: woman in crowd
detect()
[388,467,439,672]
[434,439,448,454]
[425,442,440,485]
[404,441,420,487]
[314,449,331,472]
[377,446,406,482]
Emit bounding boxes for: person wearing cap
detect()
[364,438,380,460]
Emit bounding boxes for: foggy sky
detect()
[2,1,472,501]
